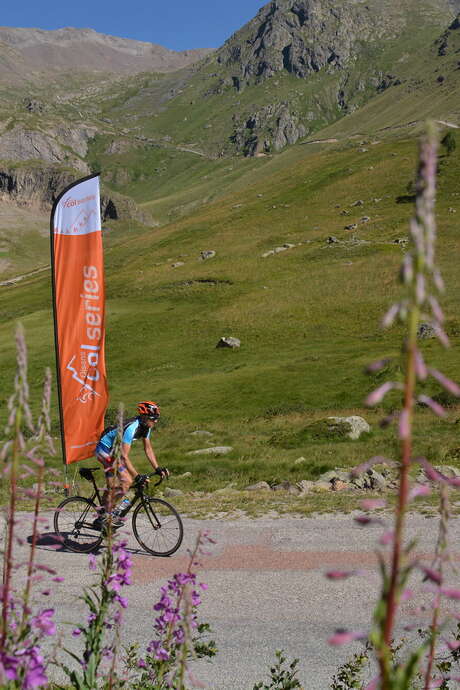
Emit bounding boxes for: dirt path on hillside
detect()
[0,264,50,286]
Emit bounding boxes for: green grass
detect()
[5,398,460,516]
[1,138,459,450]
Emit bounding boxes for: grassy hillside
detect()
[1,130,459,502]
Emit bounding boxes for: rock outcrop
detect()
[232,102,307,155]
[242,462,399,495]
[436,11,460,54]
[100,191,156,226]
[213,0,456,153]
[217,0,421,88]
[0,125,96,174]
[0,164,155,225]
[0,165,75,208]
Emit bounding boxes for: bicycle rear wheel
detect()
[132,497,183,556]
[54,496,103,553]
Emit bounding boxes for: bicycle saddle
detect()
[79,467,100,480]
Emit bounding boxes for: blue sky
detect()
[3,1,267,51]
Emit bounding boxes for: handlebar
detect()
[147,472,163,488]
[134,472,166,491]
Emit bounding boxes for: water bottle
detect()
[112,496,131,517]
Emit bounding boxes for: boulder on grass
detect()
[312,481,332,493]
[164,488,184,497]
[244,481,271,491]
[186,446,233,456]
[332,479,352,491]
[318,469,351,483]
[294,456,308,466]
[297,480,315,494]
[327,416,370,440]
[216,337,241,349]
[200,250,216,261]
[272,481,301,495]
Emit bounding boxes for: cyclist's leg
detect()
[103,459,132,511]
[105,464,131,527]
[118,463,133,496]
[95,449,121,511]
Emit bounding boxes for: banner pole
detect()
[50,193,69,488]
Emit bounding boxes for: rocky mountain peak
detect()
[217,0,456,88]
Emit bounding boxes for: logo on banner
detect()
[55,192,99,236]
[66,354,101,403]
[65,264,103,403]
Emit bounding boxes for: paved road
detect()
[7,510,456,689]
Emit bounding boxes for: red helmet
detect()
[137,401,160,420]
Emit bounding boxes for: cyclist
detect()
[93,401,169,527]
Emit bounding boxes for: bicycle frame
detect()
[81,470,104,507]
[79,468,162,523]
[56,469,183,556]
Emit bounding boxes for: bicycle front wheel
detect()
[54,496,103,553]
[132,498,183,556]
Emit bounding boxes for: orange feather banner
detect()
[50,174,108,466]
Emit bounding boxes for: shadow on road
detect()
[27,532,102,554]
[28,532,154,558]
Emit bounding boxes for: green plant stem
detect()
[381,307,419,686]
[178,597,190,690]
[107,619,120,690]
[424,485,448,690]
[156,536,201,687]
[1,409,21,646]
[424,600,441,690]
[84,547,113,685]
[21,462,44,632]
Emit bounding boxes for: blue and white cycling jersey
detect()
[96,417,151,456]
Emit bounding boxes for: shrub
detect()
[441,131,457,156]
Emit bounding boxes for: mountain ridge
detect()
[106,0,459,158]
[0,1,459,222]
[216,0,458,86]
[0,26,213,80]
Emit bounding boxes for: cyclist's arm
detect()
[143,437,159,471]
[120,442,138,478]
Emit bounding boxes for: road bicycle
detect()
[54,467,184,556]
